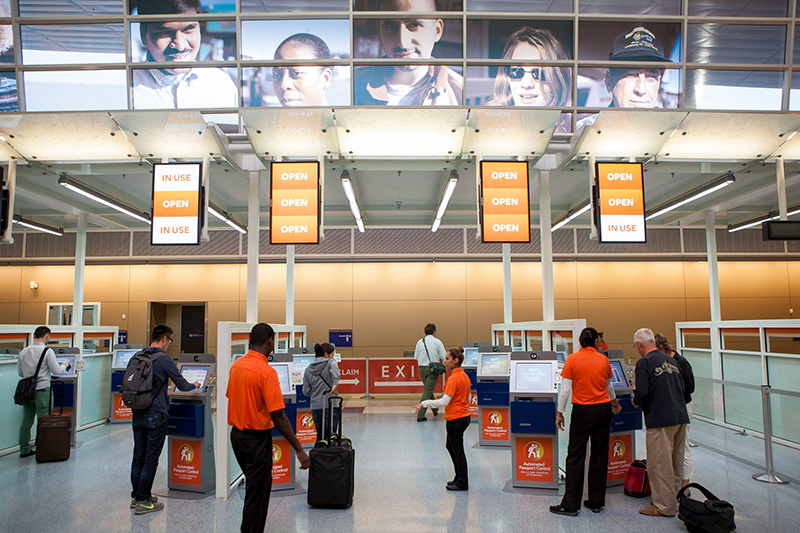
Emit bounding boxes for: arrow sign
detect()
[340,378,360,386]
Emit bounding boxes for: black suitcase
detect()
[36,382,71,463]
[307,396,354,509]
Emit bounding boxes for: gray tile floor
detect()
[2,405,799,532]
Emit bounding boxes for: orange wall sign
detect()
[170,438,202,486]
[595,162,646,243]
[480,161,530,243]
[272,438,292,485]
[515,436,555,482]
[270,161,320,244]
[151,163,202,245]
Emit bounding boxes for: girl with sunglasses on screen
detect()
[489,27,572,133]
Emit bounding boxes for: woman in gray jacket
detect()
[302,343,340,441]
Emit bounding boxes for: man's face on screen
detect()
[606,68,662,108]
[144,20,201,70]
[379,0,442,72]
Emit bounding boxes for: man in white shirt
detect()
[17,326,69,458]
[414,323,446,421]
[132,0,238,109]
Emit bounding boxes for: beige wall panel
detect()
[85,265,131,302]
[721,298,792,320]
[511,262,542,300]
[128,264,239,302]
[352,346,410,358]
[295,263,353,301]
[685,298,712,322]
[466,299,503,342]
[258,301,289,325]
[258,264,287,302]
[682,261,710,298]
[98,302,129,332]
[295,301,353,344]
[718,262,790,298]
[0,266,21,303]
[788,263,800,298]
[353,263,467,301]
[126,301,150,347]
[578,298,688,350]
[353,300,466,353]
[554,262,578,298]
[555,299,578,320]
[576,262,687,299]
[20,265,74,303]
[0,303,20,323]
[466,263,502,300]
[512,299,544,322]
[18,303,46,325]
[208,301,241,353]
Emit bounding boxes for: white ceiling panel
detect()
[463,109,559,158]
[242,108,336,158]
[576,110,687,158]
[112,110,224,159]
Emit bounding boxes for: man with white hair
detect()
[631,328,689,518]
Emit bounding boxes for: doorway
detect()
[148,302,207,358]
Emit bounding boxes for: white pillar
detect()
[776,158,788,221]
[540,170,555,322]
[1,161,16,243]
[286,244,295,326]
[246,171,260,323]
[502,243,512,324]
[200,155,210,242]
[73,213,88,329]
[705,210,724,422]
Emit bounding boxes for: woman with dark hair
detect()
[414,348,472,491]
[550,327,622,517]
[302,342,340,441]
[489,27,572,132]
[272,33,334,107]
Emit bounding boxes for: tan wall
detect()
[1,261,795,358]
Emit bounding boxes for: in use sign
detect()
[595,162,646,243]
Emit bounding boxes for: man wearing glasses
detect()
[129,324,200,515]
[605,26,670,108]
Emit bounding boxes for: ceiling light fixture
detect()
[645,172,736,221]
[12,215,64,236]
[341,170,365,233]
[727,203,800,232]
[551,198,591,232]
[58,175,151,224]
[432,170,458,233]
[208,201,247,234]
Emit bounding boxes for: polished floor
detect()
[2,400,799,533]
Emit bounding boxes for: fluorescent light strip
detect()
[551,200,591,232]
[208,203,247,234]
[12,216,64,237]
[728,204,800,232]
[58,177,151,224]
[341,172,365,232]
[645,174,735,221]
[431,217,442,233]
[435,177,458,221]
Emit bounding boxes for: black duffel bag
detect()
[677,483,736,533]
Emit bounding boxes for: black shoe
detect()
[446,483,468,491]
[432,409,439,416]
[20,450,35,458]
[549,505,578,517]
[584,501,604,513]
[417,417,427,422]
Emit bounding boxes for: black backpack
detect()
[678,483,737,533]
[121,351,166,410]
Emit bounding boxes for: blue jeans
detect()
[311,408,340,441]
[130,410,168,501]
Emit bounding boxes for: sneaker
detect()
[584,500,604,513]
[445,483,468,491]
[134,500,164,515]
[432,409,439,416]
[20,450,36,458]
[131,496,158,509]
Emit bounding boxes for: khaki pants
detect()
[646,424,688,516]
[417,366,439,419]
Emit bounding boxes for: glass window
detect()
[130,0,234,15]
[469,0,572,13]
[0,70,17,112]
[467,19,573,60]
[578,21,681,62]
[0,0,8,16]
[686,69,784,110]
[355,16,462,59]
[0,24,13,64]
[21,24,125,65]
[689,0,789,17]
[131,67,238,109]
[688,24,786,65]
[23,70,126,111]
[355,0,463,10]
[577,67,681,108]
[20,0,123,16]
[243,65,350,107]
[131,21,236,63]
[242,0,350,12]
[242,20,350,61]
[579,0,680,15]
[353,64,462,105]
[793,28,800,65]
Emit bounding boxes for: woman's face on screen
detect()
[507,41,553,107]
[272,43,332,107]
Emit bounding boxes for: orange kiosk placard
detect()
[481,407,510,441]
[151,162,202,245]
[270,161,320,244]
[480,161,530,243]
[296,411,317,446]
[595,162,646,243]
[272,438,293,486]
[514,436,555,483]
[170,438,202,486]
[607,433,634,482]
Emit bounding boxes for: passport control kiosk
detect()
[607,358,642,487]
[509,351,560,489]
[50,347,80,448]
[462,342,486,422]
[268,353,300,492]
[109,344,142,423]
[167,361,216,496]
[476,346,512,447]
[288,347,317,449]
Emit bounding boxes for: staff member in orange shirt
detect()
[414,348,472,491]
[550,327,622,516]
[227,323,311,533]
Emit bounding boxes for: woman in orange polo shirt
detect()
[414,348,472,491]
[550,327,622,517]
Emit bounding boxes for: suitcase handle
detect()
[327,395,344,445]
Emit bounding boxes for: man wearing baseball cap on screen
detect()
[604,26,670,108]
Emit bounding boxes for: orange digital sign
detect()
[270,161,320,244]
[480,161,530,243]
[595,162,646,243]
[151,163,202,245]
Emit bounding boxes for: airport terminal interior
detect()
[2,0,800,531]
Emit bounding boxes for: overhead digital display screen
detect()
[480,160,530,243]
[151,162,202,246]
[270,161,320,245]
[595,162,646,243]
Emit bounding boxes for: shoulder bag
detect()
[14,347,50,405]
[424,339,446,376]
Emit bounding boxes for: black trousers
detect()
[445,415,471,489]
[560,402,612,512]
[231,428,273,533]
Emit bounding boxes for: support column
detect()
[286,244,295,326]
[200,155,210,242]
[540,170,555,322]
[0,160,16,244]
[502,243,512,324]
[705,210,724,421]
[73,213,88,329]
[776,158,788,220]
[246,171,260,323]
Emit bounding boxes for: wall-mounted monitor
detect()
[463,347,480,368]
[478,352,511,379]
[112,349,138,370]
[510,360,559,394]
[177,363,211,393]
[609,359,632,390]
[54,355,77,378]
[270,362,295,395]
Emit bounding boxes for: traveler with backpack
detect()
[302,342,340,442]
[125,324,200,515]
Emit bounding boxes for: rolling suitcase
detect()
[36,382,71,463]
[307,396,355,509]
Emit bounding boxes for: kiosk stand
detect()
[109,344,142,424]
[476,345,512,447]
[462,342,486,423]
[166,360,216,497]
[606,358,642,487]
[268,353,304,495]
[289,348,317,449]
[508,351,561,490]
[50,347,80,448]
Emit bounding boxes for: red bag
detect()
[624,459,651,498]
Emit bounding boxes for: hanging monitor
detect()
[151,162,203,245]
[594,162,646,243]
[270,161,320,245]
[479,160,530,243]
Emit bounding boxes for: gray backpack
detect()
[121,351,166,410]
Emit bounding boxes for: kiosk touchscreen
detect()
[292,355,315,374]
[478,352,511,379]
[172,363,213,395]
[463,347,480,369]
[510,360,559,395]
[271,362,294,395]
[609,359,633,392]
[112,349,138,370]
[55,355,77,377]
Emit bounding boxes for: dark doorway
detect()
[181,305,206,354]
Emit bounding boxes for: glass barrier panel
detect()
[720,327,761,352]
[21,24,125,65]
[687,24,786,65]
[765,328,800,355]
[23,70,127,111]
[681,328,711,349]
[79,354,111,426]
[20,0,124,17]
[684,348,714,418]
[721,351,763,431]
[525,331,543,352]
[767,356,800,445]
[550,330,573,355]
[0,360,31,451]
[509,330,522,350]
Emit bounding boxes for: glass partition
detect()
[684,348,714,418]
[767,356,800,444]
[765,328,800,355]
[78,354,111,427]
[681,328,711,349]
[721,351,763,431]
[720,328,762,352]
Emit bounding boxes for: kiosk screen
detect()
[55,356,76,377]
[557,352,567,363]
[463,347,479,367]
[609,360,628,388]
[480,353,510,376]
[293,355,315,373]
[113,350,138,369]
[271,363,292,395]
[180,365,210,392]
[513,361,555,393]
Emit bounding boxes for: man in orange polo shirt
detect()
[227,323,310,533]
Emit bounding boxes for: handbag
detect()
[678,483,736,533]
[623,459,651,498]
[423,339,446,376]
[14,347,49,405]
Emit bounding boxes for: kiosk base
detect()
[502,479,562,496]
[153,488,215,501]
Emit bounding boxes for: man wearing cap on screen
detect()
[604,26,670,108]
[132,0,238,109]
[353,0,462,106]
